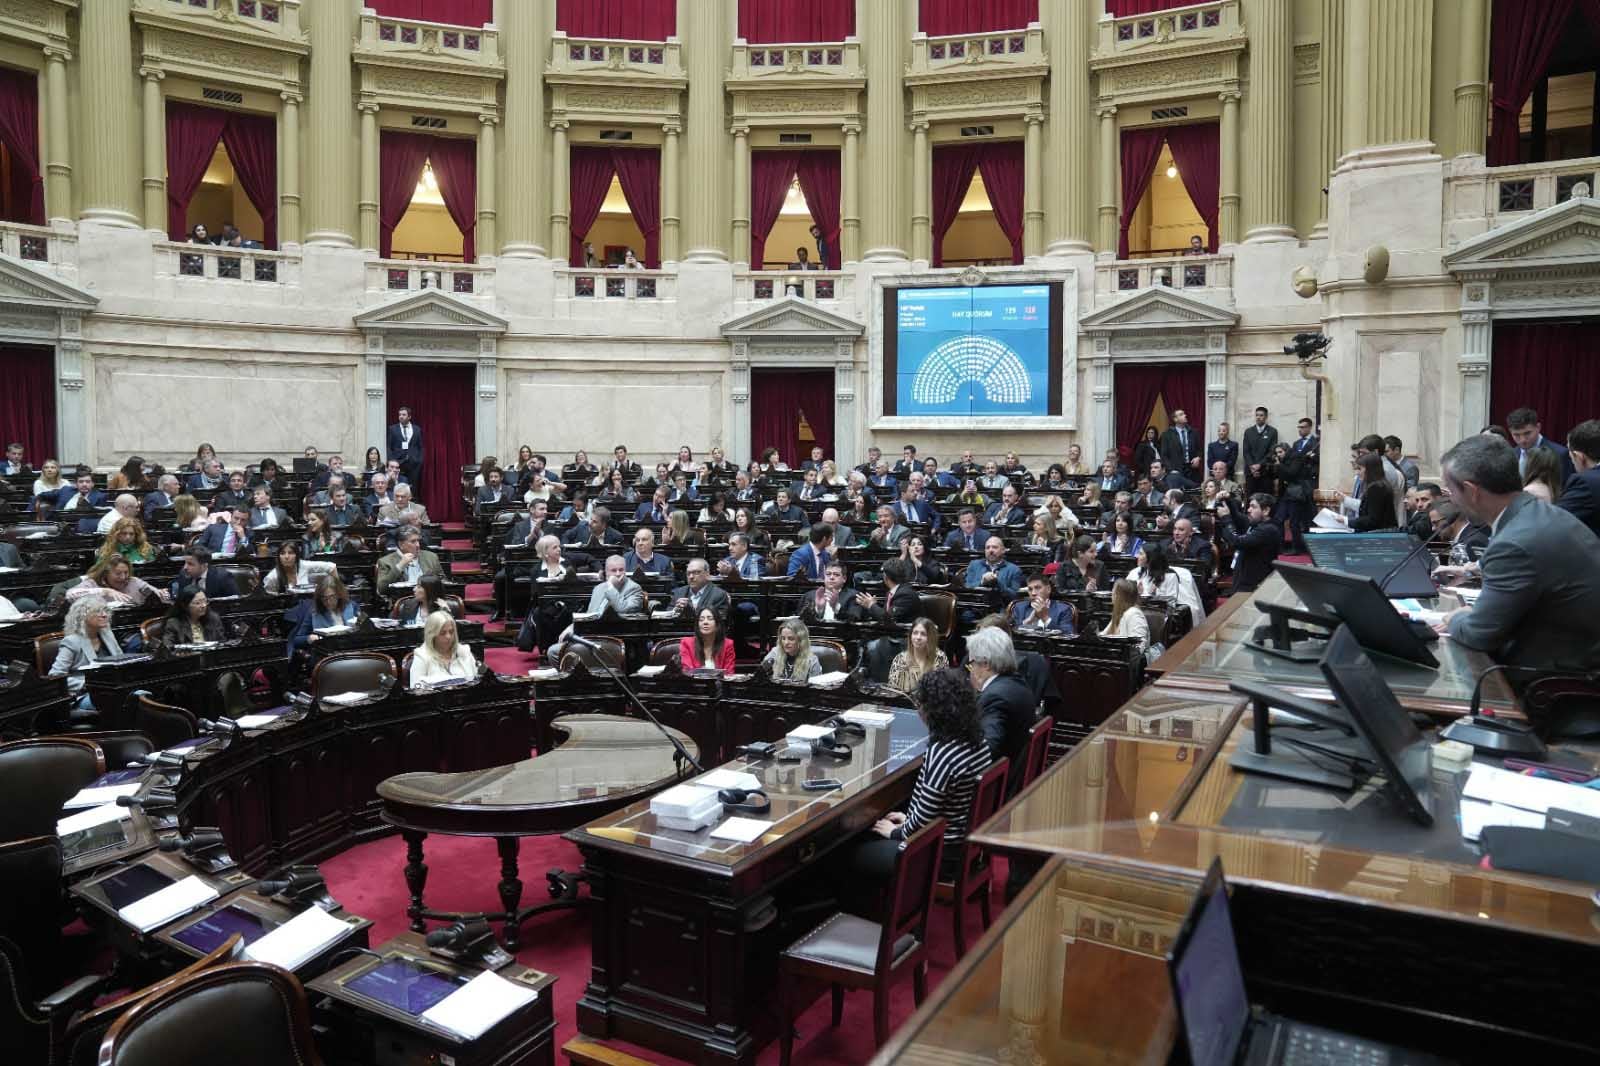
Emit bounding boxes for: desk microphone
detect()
[117,788,177,808]
[160,829,224,852]
[135,750,188,769]
[198,717,241,738]
[1375,534,1438,594]
[566,634,704,774]
[425,919,493,951]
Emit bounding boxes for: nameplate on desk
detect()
[118,874,219,933]
[243,905,352,971]
[420,970,539,1040]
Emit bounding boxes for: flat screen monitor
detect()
[1272,561,1439,668]
[96,864,175,910]
[1304,531,1437,599]
[170,904,271,954]
[345,957,467,1017]
[1166,858,1250,1066]
[1318,625,1435,826]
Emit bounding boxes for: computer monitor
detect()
[1317,625,1435,827]
[1273,562,1439,668]
[292,457,318,476]
[1304,531,1437,599]
[1167,857,1250,1066]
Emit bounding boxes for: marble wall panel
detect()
[502,370,725,461]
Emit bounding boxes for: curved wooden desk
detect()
[378,713,695,948]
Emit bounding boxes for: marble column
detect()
[78,0,140,227]
[860,0,908,261]
[997,874,1054,1066]
[42,47,71,224]
[1366,0,1433,148]
[1043,0,1093,254]
[1219,91,1241,245]
[661,122,681,264]
[1023,112,1043,259]
[1454,0,1487,157]
[1096,105,1118,255]
[730,125,750,268]
[680,0,730,262]
[139,67,165,233]
[840,122,861,264]
[1242,0,1294,241]
[357,101,380,252]
[279,90,301,245]
[549,120,570,264]
[305,0,357,246]
[909,121,930,263]
[476,114,498,260]
[1340,0,1370,159]
[1458,308,1491,437]
[1313,0,1343,237]
[499,0,548,257]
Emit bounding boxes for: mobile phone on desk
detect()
[802,778,842,791]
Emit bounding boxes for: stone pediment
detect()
[1445,196,1600,277]
[0,256,97,313]
[720,295,864,340]
[354,290,508,334]
[1079,287,1238,333]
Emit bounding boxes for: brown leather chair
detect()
[0,934,66,1066]
[0,737,104,843]
[936,758,1009,958]
[388,595,465,621]
[777,819,947,1062]
[135,695,199,751]
[558,636,626,674]
[648,638,681,667]
[1009,716,1054,797]
[1141,604,1170,649]
[310,652,396,701]
[76,730,155,770]
[215,672,253,720]
[0,835,65,996]
[139,618,165,648]
[916,590,957,642]
[399,652,414,688]
[812,638,848,674]
[98,961,324,1066]
[215,564,258,597]
[33,631,64,676]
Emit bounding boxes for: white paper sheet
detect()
[234,713,287,729]
[527,668,562,679]
[1462,763,1600,820]
[61,782,141,810]
[319,691,371,706]
[243,906,351,970]
[1458,799,1547,842]
[1312,508,1348,530]
[709,817,771,844]
[696,770,762,791]
[809,672,851,688]
[118,875,219,933]
[840,709,895,728]
[56,802,131,836]
[633,665,666,677]
[786,724,834,740]
[420,970,538,1039]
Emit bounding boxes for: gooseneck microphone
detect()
[565,634,704,774]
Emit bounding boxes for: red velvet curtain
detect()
[378,131,432,258]
[1115,362,1205,455]
[1488,0,1574,165]
[739,0,855,42]
[386,362,475,524]
[795,150,842,269]
[751,369,835,467]
[976,141,1025,264]
[931,144,981,267]
[568,145,616,265]
[0,67,43,224]
[556,0,676,39]
[750,150,800,268]
[1490,319,1600,446]
[1105,0,1194,16]
[1117,126,1167,258]
[610,147,661,268]
[919,0,1038,34]
[367,0,493,24]
[219,110,278,250]
[165,102,229,241]
[1161,362,1206,448]
[427,135,476,262]
[1163,123,1220,252]
[0,345,54,462]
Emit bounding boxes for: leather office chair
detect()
[399,652,414,688]
[98,961,324,1066]
[1009,716,1054,798]
[215,672,253,720]
[812,639,848,675]
[0,933,83,1066]
[34,631,64,676]
[139,618,165,648]
[1141,604,1170,650]
[135,694,198,751]
[777,819,947,1062]
[0,737,104,843]
[215,564,258,597]
[0,835,68,998]
[935,759,1009,958]
[916,590,957,642]
[309,652,395,701]
[76,730,155,770]
[648,639,680,667]
[559,636,626,674]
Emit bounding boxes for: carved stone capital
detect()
[280,89,303,105]
[138,66,165,82]
[1218,90,1241,104]
[1097,104,1118,119]
[841,122,862,136]
[662,122,682,136]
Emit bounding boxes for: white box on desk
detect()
[650,783,723,832]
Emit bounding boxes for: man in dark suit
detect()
[1147,460,1193,493]
[1206,422,1239,480]
[891,484,939,531]
[1011,574,1075,635]
[197,504,255,557]
[324,486,363,528]
[799,445,827,473]
[247,487,290,532]
[475,468,515,509]
[188,459,225,493]
[0,442,26,478]
[623,528,674,576]
[1274,418,1320,551]
[561,508,624,550]
[854,446,883,479]
[890,445,919,480]
[1507,406,1575,485]
[170,546,239,599]
[1241,406,1278,497]
[786,523,835,579]
[1167,516,1215,572]
[1131,475,1165,510]
[213,470,250,512]
[1158,409,1203,479]
[671,557,732,618]
[965,626,1037,791]
[143,474,180,522]
[943,508,990,552]
[1094,458,1128,495]
[55,471,106,512]
[1439,434,1600,673]
[764,489,805,525]
[1223,493,1281,593]
[1558,419,1600,538]
[983,484,1028,528]
[798,559,875,622]
[387,406,424,487]
[610,445,642,483]
[635,486,672,525]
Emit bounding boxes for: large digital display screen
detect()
[883,283,1061,417]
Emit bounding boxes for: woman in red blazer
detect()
[679,606,736,674]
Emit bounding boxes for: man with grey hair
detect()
[379,482,431,527]
[1435,434,1600,675]
[376,525,442,595]
[143,473,181,522]
[97,493,140,534]
[672,557,730,618]
[586,555,645,618]
[964,625,1036,787]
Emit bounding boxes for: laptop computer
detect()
[1304,532,1437,600]
[292,457,319,476]
[1273,562,1439,668]
[1168,857,1447,1065]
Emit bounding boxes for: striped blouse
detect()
[892,738,992,850]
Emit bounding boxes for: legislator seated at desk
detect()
[622,528,673,577]
[68,556,165,607]
[1010,575,1075,636]
[562,509,623,550]
[169,547,238,599]
[375,527,442,597]
[670,558,730,618]
[679,607,736,674]
[290,573,360,654]
[49,594,123,701]
[761,618,824,681]
[410,612,478,690]
[155,586,231,650]
[964,538,1023,598]
[943,509,991,553]
[966,627,1037,790]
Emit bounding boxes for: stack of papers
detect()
[421,971,539,1039]
[1311,508,1349,530]
[633,665,666,677]
[62,781,142,810]
[118,875,220,933]
[696,769,762,791]
[840,708,896,729]
[786,724,834,741]
[1459,763,1600,842]
[527,668,562,679]
[57,802,130,837]
[319,691,371,707]
[235,712,288,729]
[243,906,351,971]
[810,671,851,688]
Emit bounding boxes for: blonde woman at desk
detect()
[886,617,947,694]
[1100,578,1150,654]
[760,617,822,681]
[410,610,478,690]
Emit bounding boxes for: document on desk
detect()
[234,712,288,729]
[709,817,771,844]
[696,769,762,791]
[634,665,666,677]
[1459,799,1546,842]
[119,875,219,933]
[1390,598,1448,626]
[786,724,834,741]
[243,905,350,971]
[56,801,130,836]
[421,970,538,1040]
[811,671,851,688]
[61,782,141,810]
[1462,764,1600,820]
[319,691,371,707]
[1311,508,1349,530]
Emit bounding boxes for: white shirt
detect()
[1101,608,1151,652]
[96,510,122,534]
[410,644,477,689]
[400,424,413,446]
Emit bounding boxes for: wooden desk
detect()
[570,703,928,1066]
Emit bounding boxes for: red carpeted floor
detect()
[322,831,1008,1064]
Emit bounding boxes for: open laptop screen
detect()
[1168,859,1250,1066]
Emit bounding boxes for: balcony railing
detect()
[1094,0,1239,58]
[735,271,848,303]
[156,241,297,284]
[558,268,677,302]
[729,38,862,81]
[367,258,494,298]
[0,222,77,276]
[547,32,684,81]
[1094,252,1232,303]
[159,0,302,37]
[357,8,499,66]
[908,23,1045,77]
[1448,157,1599,231]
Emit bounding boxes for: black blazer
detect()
[1054,558,1105,597]
[170,567,239,599]
[387,422,423,465]
[1226,500,1280,592]
[1351,482,1396,531]
[1557,468,1600,539]
[157,612,229,648]
[977,675,1036,787]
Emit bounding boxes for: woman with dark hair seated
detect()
[1334,451,1396,531]
[678,606,736,674]
[396,572,452,626]
[159,585,230,649]
[254,457,281,490]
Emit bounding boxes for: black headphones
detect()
[825,717,866,738]
[718,787,771,815]
[810,735,852,760]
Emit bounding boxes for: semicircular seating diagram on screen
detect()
[911,335,1033,406]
